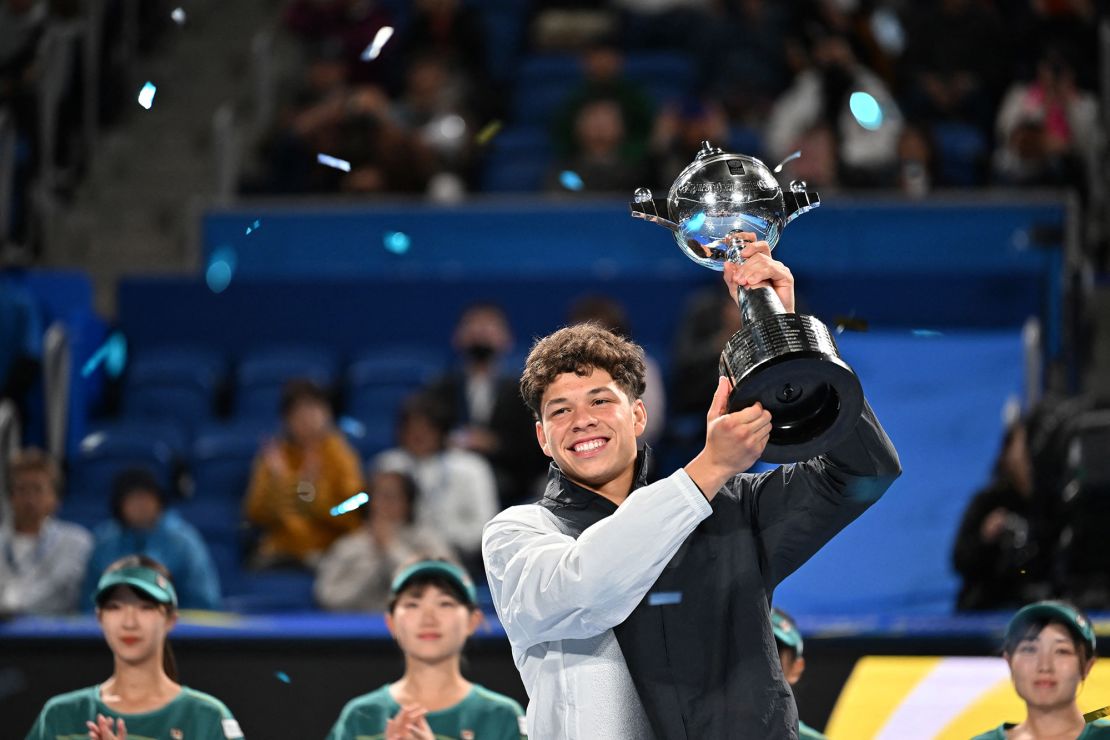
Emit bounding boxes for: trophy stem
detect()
[737,285,787,328]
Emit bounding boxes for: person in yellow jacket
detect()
[245,379,363,567]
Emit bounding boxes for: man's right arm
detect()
[482,469,711,649]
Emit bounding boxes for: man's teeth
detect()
[574,439,605,452]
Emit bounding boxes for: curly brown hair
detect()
[520,323,647,419]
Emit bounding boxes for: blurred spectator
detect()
[567,295,666,445]
[898,0,1007,134]
[611,0,713,52]
[395,0,489,94]
[699,0,793,124]
[0,448,91,614]
[765,30,904,188]
[372,393,497,572]
[895,125,936,198]
[244,379,363,568]
[315,469,455,612]
[551,38,654,164]
[669,288,741,419]
[991,48,1098,190]
[953,415,1049,610]
[282,0,397,87]
[547,97,649,194]
[82,468,221,611]
[426,303,547,507]
[649,96,730,188]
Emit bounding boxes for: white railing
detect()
[42,322,71,462]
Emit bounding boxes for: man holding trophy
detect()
[482,143,901,739]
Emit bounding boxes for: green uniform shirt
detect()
[26,685,243,740]
[327,683,526,740]
[971,719,1110,739]
[799,719,828,739]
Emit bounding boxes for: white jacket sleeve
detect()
[482,469,712,650]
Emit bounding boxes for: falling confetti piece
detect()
[244,219,261,235]
[81,332,128,378]
[833,316,870,333]
[911,329,943,337]
[773,150,801,173]
[137,82,157,110]
[559,170,584,191]
[475,120,502,146]
[171,7,185,24]
[648,591,683,606]
[275,671,291,683]
[360,26,395,61]
[206,247,237,293]
[338,416,366,438]
[317,153,351,172]
[849,91,883,131]
[330,492,370,517]
[383,231,410,254]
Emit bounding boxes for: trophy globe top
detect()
[666,143,789,271]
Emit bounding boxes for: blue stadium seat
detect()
[188,421,271,502]
[225,570,317,613]
[482,153,550,193]
[341,414,395,461]
[64,420,188,522]
[931,122,988,187]
[122,346,225,432]
[623,52,695,91]
[346,346,444,387]
[234,346,336,418]
[481,7,527,83]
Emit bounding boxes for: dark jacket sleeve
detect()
[738,399,902,590]
[951,485,1005,581]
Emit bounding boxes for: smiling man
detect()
[482,238,901,739]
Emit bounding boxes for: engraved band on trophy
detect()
[630,140,863,464]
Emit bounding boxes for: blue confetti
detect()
[81,332,128,378]
[648,591,683,606]
[685,211,706,232]
[330,492,370,517]
[912,329,944,338]
[360,26,395,61]
[849,92,883,131]
[275,671,291,684]
[383,231,410,255]
[317,153,351,172]
[171,7,185,24]
[338,416,366,438]
[206,247,237,293]
[137,82,157,110]
[559,171,584,191]
[244,219,261,235]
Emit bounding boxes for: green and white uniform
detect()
[971,719,1110,739]
[25,685,243,740]
[327,683,525,740]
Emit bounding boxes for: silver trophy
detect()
[631,141,862,463]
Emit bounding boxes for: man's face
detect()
[1007,623,1092,712]
[10,470,58,532]
[453,308,511,360]
[535,368,646,495]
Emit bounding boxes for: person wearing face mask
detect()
[326,560,525,740]
[426,303,549,507]
[26,555,243,740]
[971,601,1110,740]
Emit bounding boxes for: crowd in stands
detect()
[1,0,175,258]
[234,0,1102,217]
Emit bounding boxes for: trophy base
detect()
[720,314,864,464]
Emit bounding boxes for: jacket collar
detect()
[541,445,654,510]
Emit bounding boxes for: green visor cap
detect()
[390,561,477,606]
[94,566,178,608]
[772,608,804,656]
[1006,601,1097,654]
